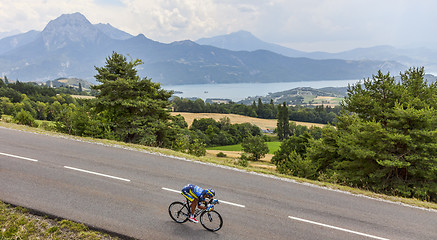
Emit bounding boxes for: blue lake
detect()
[163,79,362,102]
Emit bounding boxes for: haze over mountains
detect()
[196,31,437,72]
[0,12,421,85]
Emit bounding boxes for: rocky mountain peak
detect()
[94,23,133,40]
[41,12,107,50]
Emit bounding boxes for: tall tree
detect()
[92,52,173,147]
[241,135,269,161]
[277,102,290,140]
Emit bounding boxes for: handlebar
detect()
[209,199,219,205]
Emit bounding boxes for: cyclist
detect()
[181,184,216,223]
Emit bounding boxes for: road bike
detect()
[168,198,223,232]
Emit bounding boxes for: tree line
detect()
[171,96,341,124]
[0,79,83,126]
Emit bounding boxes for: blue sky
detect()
[0,0,436,52]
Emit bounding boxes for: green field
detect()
[207,141,281,154]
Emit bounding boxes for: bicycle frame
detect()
[185,199,214,217]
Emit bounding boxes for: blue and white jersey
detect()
[182,184,209,204]
[192,185,205,198]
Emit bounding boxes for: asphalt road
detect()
[1,126,436,240]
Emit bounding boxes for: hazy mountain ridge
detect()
[0,30,41,55]
[0,13,405,84]
[197,31,437,72]
[196,30,306,57]
[94,23,133,40]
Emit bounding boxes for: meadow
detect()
[207,141,281,154]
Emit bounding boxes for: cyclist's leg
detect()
[181,187,196,214]
[191,198,199,215]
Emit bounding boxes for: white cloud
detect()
[116,0,263,42]
[1,0,437,51]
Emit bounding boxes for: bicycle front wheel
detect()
[168,202,189,223]
[200,210,223,231]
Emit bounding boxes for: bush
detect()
[216,152,227,157]
[188,138,206,157]
[237,153,249,167]
[14,109,38,127]
[38,121,57,131]
[276,150,316,178]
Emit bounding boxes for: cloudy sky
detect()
[1,0,435,52]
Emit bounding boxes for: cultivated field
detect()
[70,95,95,99]
[171,112,325,130]
[310,96,343,107]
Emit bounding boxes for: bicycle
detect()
[168,198,223,232]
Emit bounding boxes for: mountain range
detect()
[0,13,411,85]
[196,31,437,72]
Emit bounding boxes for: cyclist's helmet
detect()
[206,188,215,198]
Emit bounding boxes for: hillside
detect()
[240,86,348,105]
[47,78,92,90]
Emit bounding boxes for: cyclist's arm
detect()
[197,197,214,209]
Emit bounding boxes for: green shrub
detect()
[216,152,227,157]
[237,153,249,167]
[14,109,38,127]
[188,139,206,157]
[38,121,57,131]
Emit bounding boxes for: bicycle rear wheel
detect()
[200,210,223,231]
[168,202,189,223]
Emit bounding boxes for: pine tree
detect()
[92,52,173,147]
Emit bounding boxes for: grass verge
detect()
[0,201,126,240]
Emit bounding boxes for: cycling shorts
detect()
[181,184,199,202]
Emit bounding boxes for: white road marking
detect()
[217,199,246,208]
[162,187,181,193]
[0,152,38,162]
[162,187,246,208]
[288,216,390,240]
[64,166,131,182]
